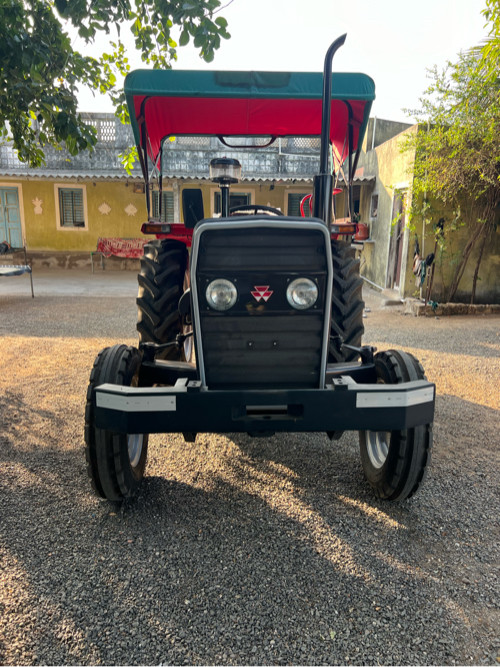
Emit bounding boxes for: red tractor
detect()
[85,36,434,503]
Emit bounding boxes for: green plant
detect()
[402,4,500,303]
[0,0,231,167]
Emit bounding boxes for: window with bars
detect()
[152,191,174,222]
[287,193,312,217]
[57,187,86,228]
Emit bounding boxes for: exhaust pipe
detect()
[313,34,347,225]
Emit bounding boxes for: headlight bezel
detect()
[205,278,238,311]
[286,277,319,310]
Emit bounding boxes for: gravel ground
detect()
[0,284,498,666]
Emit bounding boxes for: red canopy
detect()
[125,70,375,167]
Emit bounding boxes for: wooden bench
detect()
[0,244,34,297]
[91,237,149,272]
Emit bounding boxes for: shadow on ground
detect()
[0,385,498,665]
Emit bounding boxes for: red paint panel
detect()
[134,95,368,163]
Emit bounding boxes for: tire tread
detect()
[329,241,365,362]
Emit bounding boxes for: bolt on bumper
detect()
[94,377,435,435]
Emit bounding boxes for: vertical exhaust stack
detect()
[313,34,347,225]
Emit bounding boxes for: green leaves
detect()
[119,145,139,175]
[0,0,231,166]
[404,6,500,302]
[179,29,190,46]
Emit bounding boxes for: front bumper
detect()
[94,377,435,434]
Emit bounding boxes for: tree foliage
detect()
[405,4,500,303]
[473,0,500,82]
[0,0,231,166]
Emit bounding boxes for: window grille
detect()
[152,191,174,222]
[288,193,311,217]
[58,187,85,227]
[214,192,250,214]
[291,137,320,149]
[84,118,116,143]
[98,119,116,143]
[175,136,211,147]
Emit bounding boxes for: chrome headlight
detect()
[206,278,238,311]
[286,277,318,310]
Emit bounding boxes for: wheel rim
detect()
[365,430,391,468]
[182,267,195,362]
[127,434,144,468]
[183,326,194,362]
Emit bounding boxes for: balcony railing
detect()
[0,113,323,180]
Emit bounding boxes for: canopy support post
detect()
[138,116,151,220]
[158,144,163,220]
[348,115,354,221]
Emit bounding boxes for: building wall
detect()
[403,199,500,304]
[357,126,417,291]
[362,118,413,151]
[3,176,313,253]
[6,178,147,251]
[192,182,312,218]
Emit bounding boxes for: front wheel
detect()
[84,345,149,501]
[359,350,433,501]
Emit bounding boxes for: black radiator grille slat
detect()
[199,229,327,272]
[195,223,329,389]
[203,315,323,387]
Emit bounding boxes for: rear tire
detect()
[359,350,433,501]
[137,239,189,361]
[85,345,148,501]
[329,241,364,362]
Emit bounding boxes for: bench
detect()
[0,244,34,297]
[91,237,149,272]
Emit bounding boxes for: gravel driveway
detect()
[0,278,498,665]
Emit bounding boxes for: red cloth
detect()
[134,95,368,165]
[96,238,148,258]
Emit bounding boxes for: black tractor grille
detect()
[194,221,330,389]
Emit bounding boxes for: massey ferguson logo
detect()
[251,285,273,302]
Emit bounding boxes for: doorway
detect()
[386,192,406,289]
[0,186,22,247]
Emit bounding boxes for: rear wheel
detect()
[137,239,189,361]
[359,350,433,501]
[329,241,364,362]
[84,345,148,501]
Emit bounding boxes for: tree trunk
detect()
[447,223,484,302]
[471,220,494,304]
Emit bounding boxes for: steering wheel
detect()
[230,204,284,216]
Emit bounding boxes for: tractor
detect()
[85,35,434,503]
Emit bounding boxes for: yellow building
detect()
[2,113,497,302]
[0,114,317,266]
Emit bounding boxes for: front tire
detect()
[329,241,364,362]
[359,350,433,501]
[84,345,148,501]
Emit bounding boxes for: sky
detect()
[76,0,489,123]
